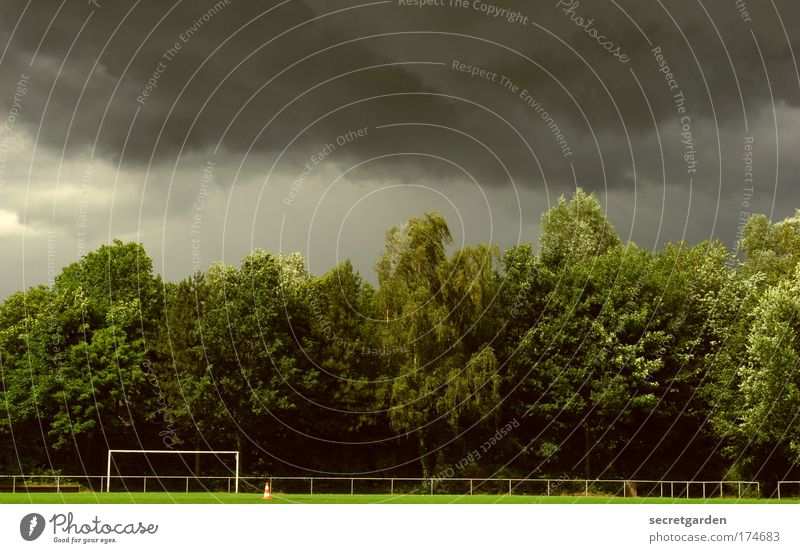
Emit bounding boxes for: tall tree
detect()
[377,213,501,476]
[0,286,53,472]
[737,267,800,473]
[623,240,729,479]
[32,241,164,472]
[512,244,666,478]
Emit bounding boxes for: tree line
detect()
[1,189,799,489]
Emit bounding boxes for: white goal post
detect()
[106,450,240,493]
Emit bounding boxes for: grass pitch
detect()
[0,492,796,504]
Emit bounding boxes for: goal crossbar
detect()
[106,450,240,493]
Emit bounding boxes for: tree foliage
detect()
[1,192,799,488]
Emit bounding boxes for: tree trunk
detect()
[583,423,591,479]
[419,436,432,479]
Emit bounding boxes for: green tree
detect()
[737,267,800,466]
[625,240,729,479]
[377,213,501,476]
[174,252,321,472]
[42,241,163,471]
[539,188,620,269]
[0,286,53,472]
[49,301,149,453]
[738,211,800,285]
[513,244,666,478]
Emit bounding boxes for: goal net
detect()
[106,450,240,493]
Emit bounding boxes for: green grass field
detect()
[0,492,797,504]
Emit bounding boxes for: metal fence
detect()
[0,475,236,494]
[255,477,760,498]
[0,474,762,498]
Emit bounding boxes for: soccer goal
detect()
[106,450,240,493]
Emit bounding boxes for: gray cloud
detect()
[0,0,798,296]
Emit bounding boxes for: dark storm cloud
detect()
[0,0,463,166]
[1,0,797,184]
[0,0,798,278]
[0,0,800,302]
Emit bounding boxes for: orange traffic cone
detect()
[262,481,272,500]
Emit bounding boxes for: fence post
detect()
[757,482,760,498]
[702,482,705,499]
[546,480,550,496]
[351,478,354,495]
[430,478,433,495]
[143,476,147,493]
[12,475,15,494]
[186,477,189,493]
[56,476,60,493]
[777,483,780,501]
[391,479,394,495]
[470,479,473,495]
[660,482,663,498]
[310,478,314,495]
[585,480,588,496]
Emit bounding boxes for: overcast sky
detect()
[0,0,798,298]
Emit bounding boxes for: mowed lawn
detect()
[0,492,796,504]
